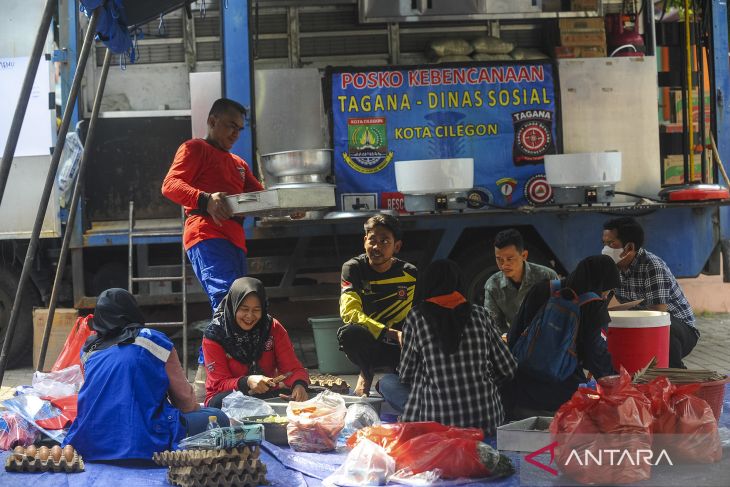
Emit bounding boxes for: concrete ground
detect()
[1,312,728,394]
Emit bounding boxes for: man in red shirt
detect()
[162,98,264,311]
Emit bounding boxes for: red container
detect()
[607,311,670,374]
[689,377,729,423]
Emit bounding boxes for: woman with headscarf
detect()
[202,277,309,408]
[501,255,619,420]
[378,260,517,434]
[63,288,228,461]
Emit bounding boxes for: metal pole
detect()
[0,0,55,207]
[0,9,99,386]
[36,49,112,372]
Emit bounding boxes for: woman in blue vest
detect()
[63,288,228,461]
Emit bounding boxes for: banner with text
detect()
[331,62,560,210]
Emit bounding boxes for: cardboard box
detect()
[33,308,79,371]
[559,17,605,31]
[559,30,606,47]
[669,89,712,125]
[555,45,607,58]
[497,416,553,452]
[663,153,713,185]
[571,0,600,10]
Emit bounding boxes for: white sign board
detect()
[0,56,53,157]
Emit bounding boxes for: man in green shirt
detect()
[484,229,557,334]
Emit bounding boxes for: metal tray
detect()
[225,185,335,217]
[496,416,553,452]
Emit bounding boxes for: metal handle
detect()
[238,193,260,203]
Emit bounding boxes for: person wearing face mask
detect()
[501,256,618,420]
[602,217,698,368]
[202,277,310,408]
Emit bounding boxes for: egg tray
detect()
[309,374,350,394]
[5,453,84,473]
[168,459,267,478]
[167,470,268,487]
[152,446,259,467]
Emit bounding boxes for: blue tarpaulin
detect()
[1,387,728,487]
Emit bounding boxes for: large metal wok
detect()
[261,149,332,178]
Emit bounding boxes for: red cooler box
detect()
[607,310,670,374]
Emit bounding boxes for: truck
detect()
[2,0,730,369]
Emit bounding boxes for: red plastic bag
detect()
[390,433,489,479]
[35,394,78,430]
[346,421,483,452]
[551,368,653,485]
[0,411,38,450]
[638,378,721,463]
[51,315,95,372]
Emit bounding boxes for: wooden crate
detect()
[33,308,79,371]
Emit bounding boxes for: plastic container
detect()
[607,310,670,374]
[308,315,359,374]
[265,394,384,417]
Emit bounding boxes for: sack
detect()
[52,315,95,372]
[471,36,514,54]
[511,279,601,382]
[427,38,473,58]
[286,390,346,452]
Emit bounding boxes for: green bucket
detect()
[308,315,360,374]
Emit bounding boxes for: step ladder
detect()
[128,201,189,374]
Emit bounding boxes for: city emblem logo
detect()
[343,117,394,174]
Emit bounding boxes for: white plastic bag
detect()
[286,389,346,452]
[344,403,380,434]
[57,132,84,193]
[323,438,395,486]
[31,364,84,398]
[221,391,276,421]
[1,394,66,443]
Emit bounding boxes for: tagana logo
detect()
[525,441,674,477]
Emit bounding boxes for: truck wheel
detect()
[456,249,498,307]
[0,267,41,368]
[456,243,553,307]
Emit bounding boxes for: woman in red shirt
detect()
[202,277,309,408]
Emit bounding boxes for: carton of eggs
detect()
[5,444,85,473]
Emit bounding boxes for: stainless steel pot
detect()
[261,149,332,178]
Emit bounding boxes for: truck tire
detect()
[0,267,41,368]
[456,243,552,307]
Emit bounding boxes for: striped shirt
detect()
[400,305,517,434]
